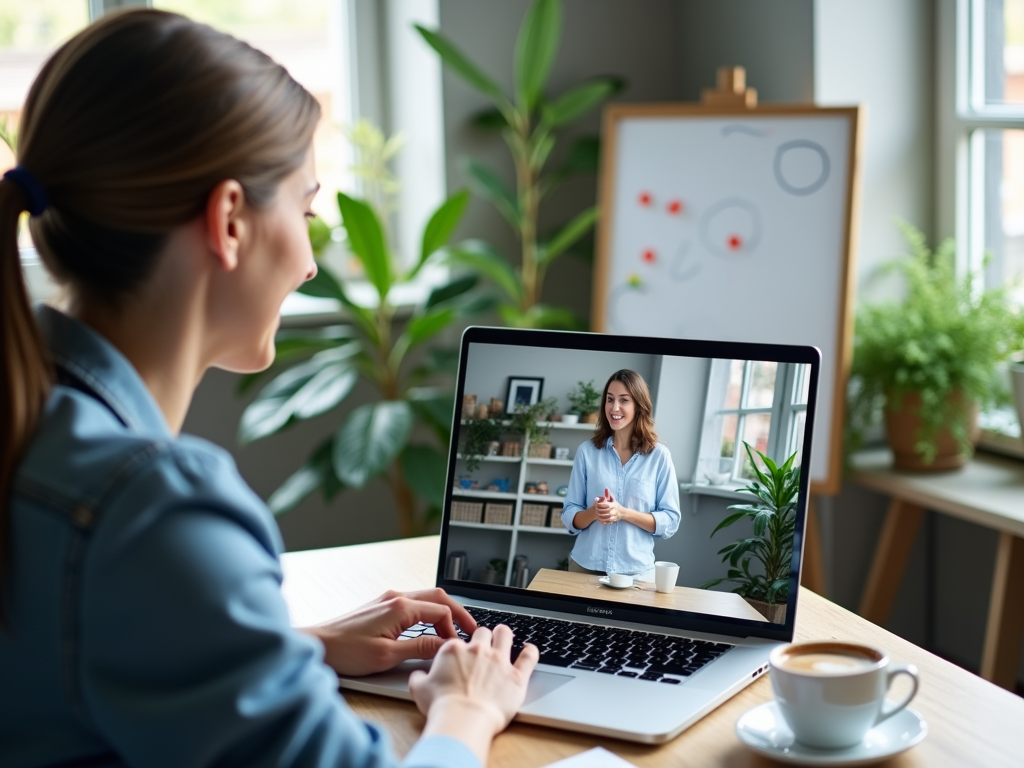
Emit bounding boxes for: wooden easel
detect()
[593,66,861,596]
[700,66,831,595]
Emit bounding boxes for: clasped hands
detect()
[594,487,625,524]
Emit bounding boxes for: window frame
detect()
[696,360,807,485]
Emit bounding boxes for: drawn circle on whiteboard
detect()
[609,281,650,333]
[699,198,761,257]
[773,139,830,196]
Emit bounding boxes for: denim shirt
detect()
[0,306,477,768]
[560,437,681,578]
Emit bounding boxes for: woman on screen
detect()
[0,10,535,768]
[560,369,681,581]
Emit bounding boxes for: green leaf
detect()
[267,439,336,516]
[426,274,479,310]
[520,303,584,330]
[564,135,601,173]
[332,401,413,488]
[710,510,749,537]
[461,158,521,228]
[298,260,346,302]
[447,239,523,303]
[415,25,511,110]
[542,77,621,127]
[337,192,391,300]
[539,206,598,265]
[410,308,458,344]
[308,216,333,255]
[514,0,562,112]
[238,347,360,443]
[408,388,456,445]
[471,106,510,131]
[401,444,449,509]
[298,262,379,344]
[412,189,471,279]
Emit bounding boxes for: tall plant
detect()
[416,0,622,329]
[239,121,482,537]
[701,444,799,606]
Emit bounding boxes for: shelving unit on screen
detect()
[592,70,862,496]
[447,422,595,587]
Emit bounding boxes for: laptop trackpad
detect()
[338,663,573,706]
[524,670,574,706]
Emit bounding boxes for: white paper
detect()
[542,746,639,768]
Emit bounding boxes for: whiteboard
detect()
[592,105,862,494]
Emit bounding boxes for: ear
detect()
[205,180,247,271]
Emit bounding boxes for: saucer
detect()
[735,701,927,766]
[598,576,633,589]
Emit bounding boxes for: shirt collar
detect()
[36,304,171,437]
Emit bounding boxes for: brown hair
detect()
[591,369,659,455]
[0,9,321,619]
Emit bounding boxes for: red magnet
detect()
[642,248,656,264]
[727,235,743,251]
[638,191,652,207]
[667,199,683,214]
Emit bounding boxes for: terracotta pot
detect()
[580,412,598,424]
[883,390,979,471]
[745,598,787,624]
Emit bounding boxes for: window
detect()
[956,0,1024,302]
[697,360,809,484]
[152,0,355,231]
[0,1,90,250]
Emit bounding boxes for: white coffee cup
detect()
[608,573,633,588]
[654,561,679,593]
[769,641,920,749]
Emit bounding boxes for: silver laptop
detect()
[338,327,819,744]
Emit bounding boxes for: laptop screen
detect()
[438,327,820,642]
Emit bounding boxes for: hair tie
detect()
[3,167,48,217]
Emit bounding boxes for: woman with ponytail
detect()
[0,10,535,768]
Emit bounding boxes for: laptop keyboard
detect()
[398,606,733,684]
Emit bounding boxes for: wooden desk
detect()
[852,448,1024,691]
[281,535,1024,767]
[526,568,769,622]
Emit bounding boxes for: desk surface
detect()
[526,567,769,623]
[281,536,1024,767]
[852,448,1024,537]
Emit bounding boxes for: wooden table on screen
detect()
[280,535,1024,768]
[852,448,1024,691]
[525,567,769,623]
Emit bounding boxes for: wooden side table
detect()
[851,448,1024,690]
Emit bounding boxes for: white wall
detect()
[463,344,655,417]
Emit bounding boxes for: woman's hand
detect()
[301,588,478,676]
[409,625,539,765]
[595,488,624,524]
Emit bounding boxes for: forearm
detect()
[622,507,657,533]
[572,504,598,530]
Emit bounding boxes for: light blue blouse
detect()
[560,437,681,577]
[0,306,477,768]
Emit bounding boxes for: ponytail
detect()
[0,179,54,621]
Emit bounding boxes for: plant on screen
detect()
[701,444,798,606]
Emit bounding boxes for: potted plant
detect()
[459,416,504,472]
[512,397,559,457]
[238,121,485,536]
[701,443,798,624]
[416,0,624,329]
[848,221,1024,470]
[567,379,601,424]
